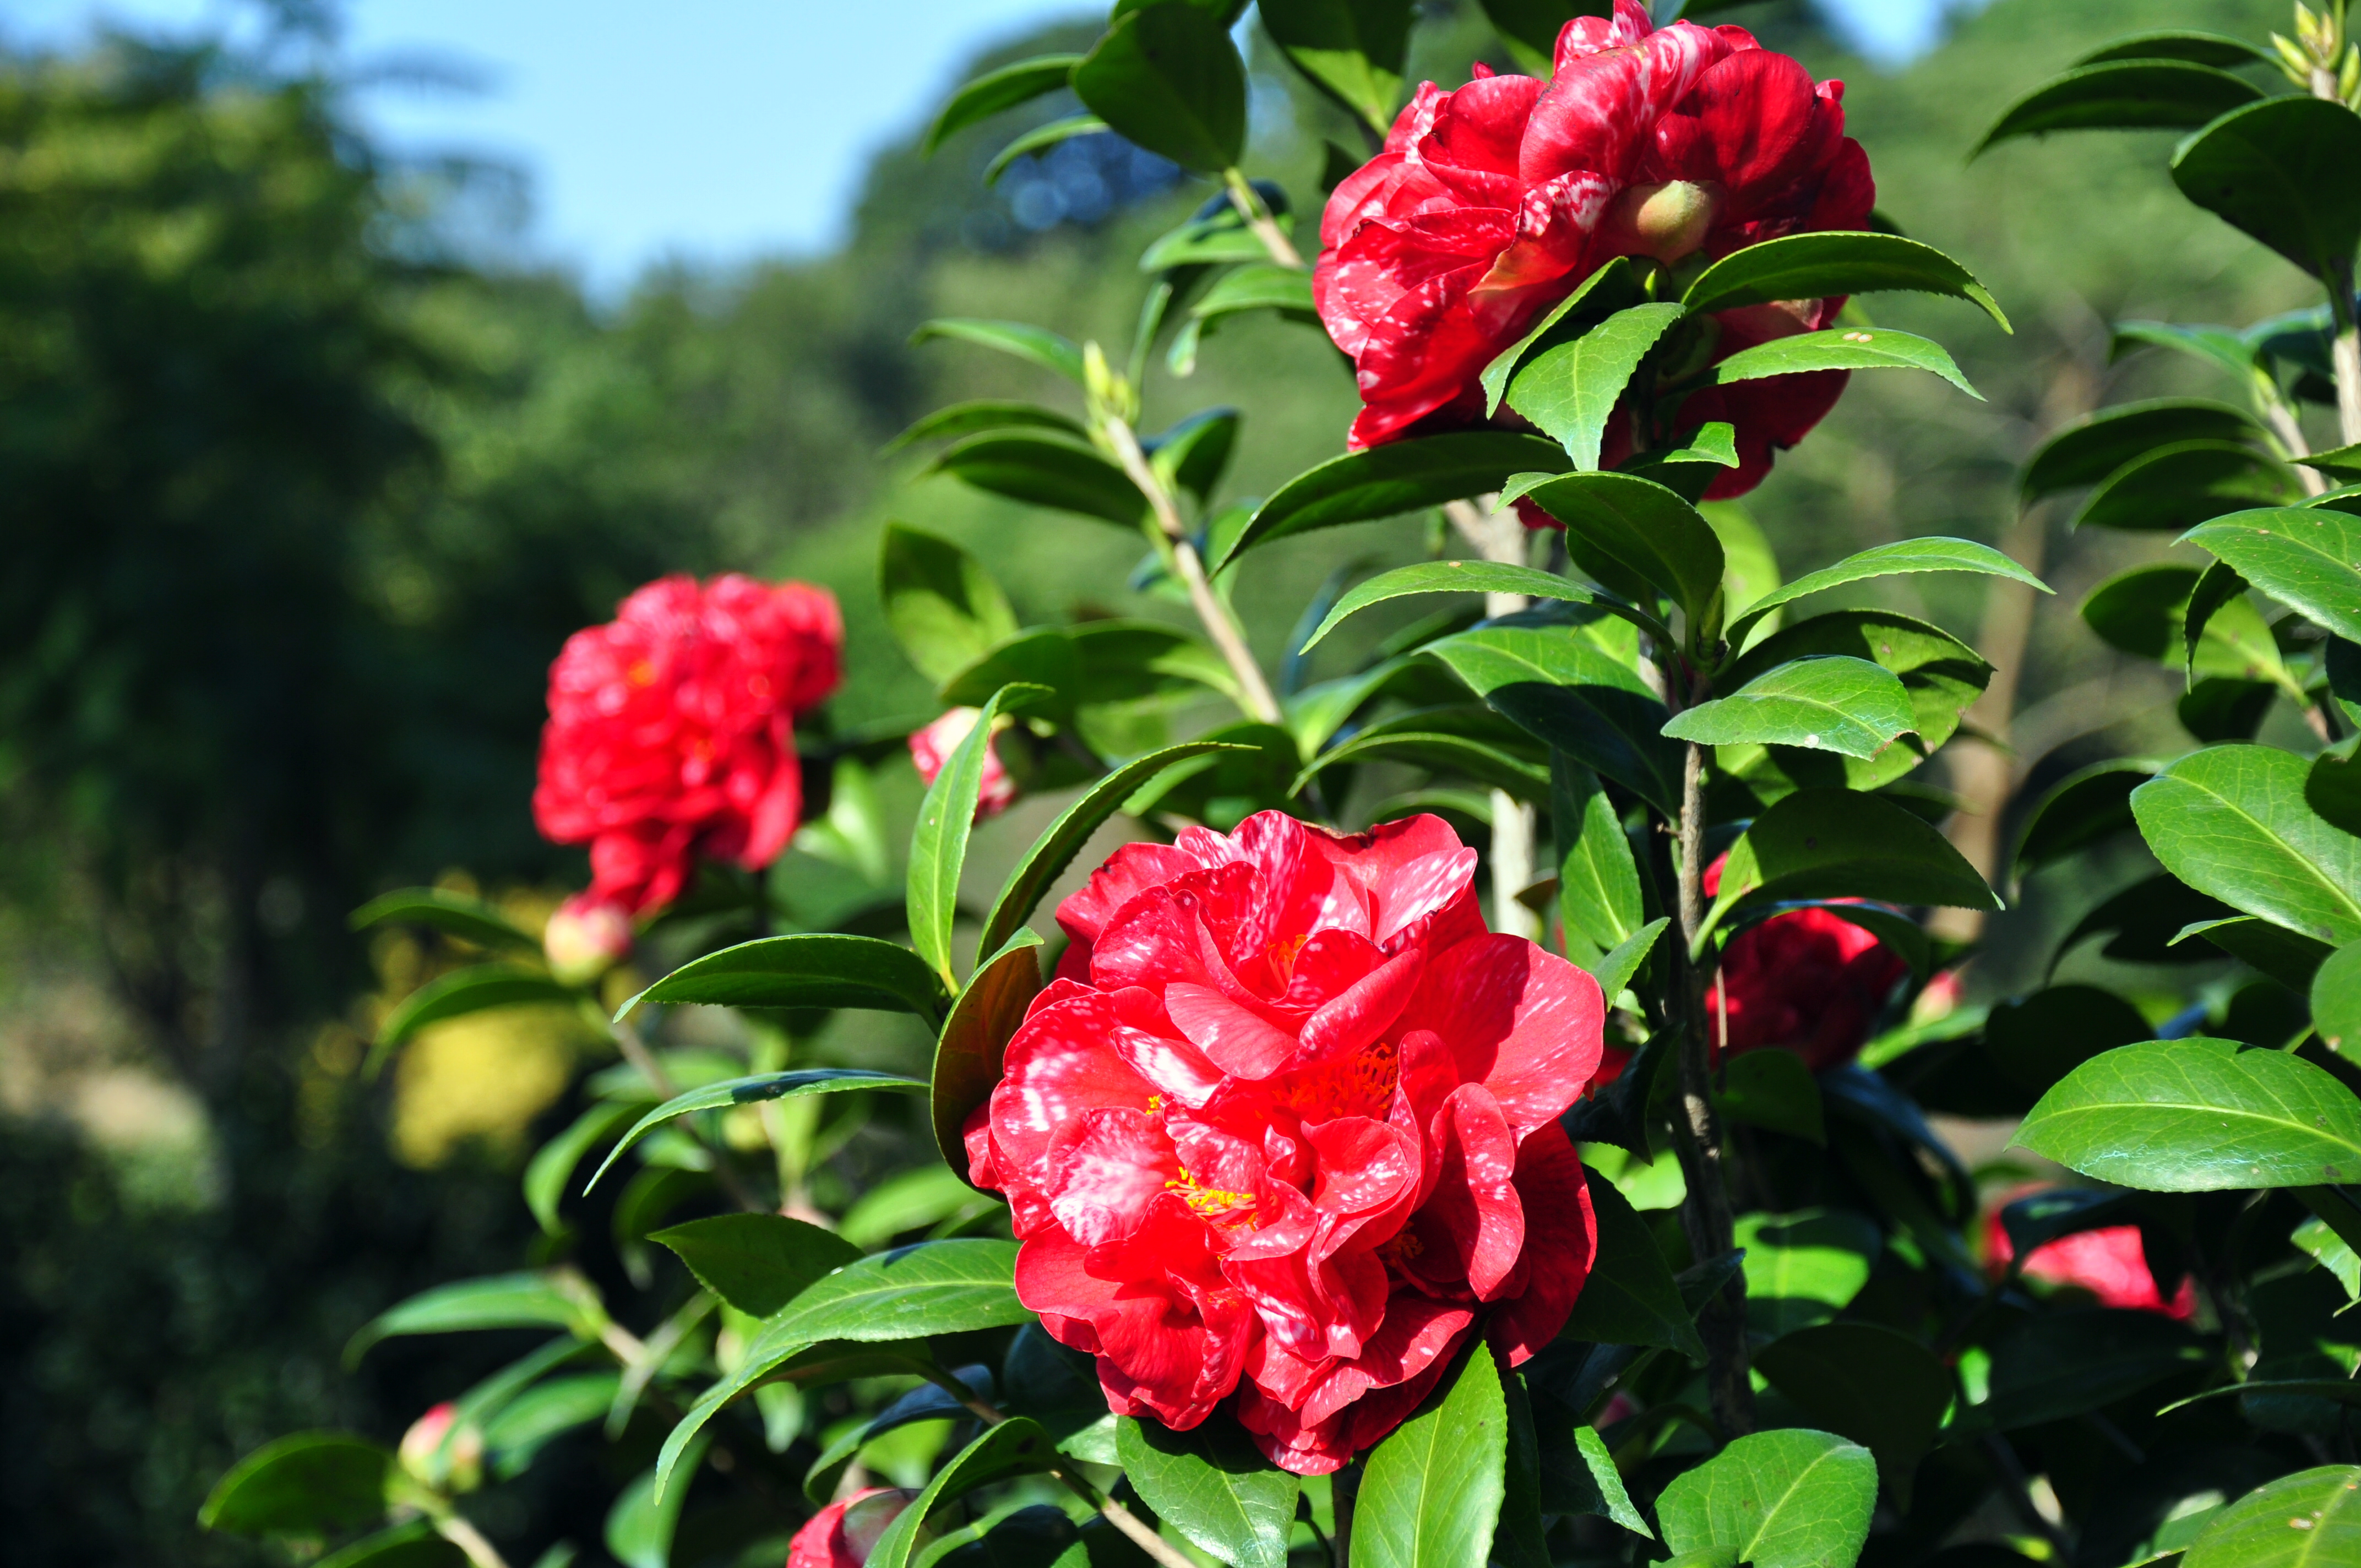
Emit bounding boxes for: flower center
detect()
[1607,179,1722,265]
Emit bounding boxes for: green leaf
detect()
[2172,97,2361,277]
[351,888,538,953]
[649,1215,860,1317]
[1072,1,1244,173]
[985,116,1112,186]
[1680,232,2009,331]
[1116,1417,1297,1568]
[1754,1324,1949,1510]
[607,1443,707,1568]
[1655,1429,1876,1568]
[1559,1166,1706,1359]
[1479,257,1646,416]
[1146,406,1242,507]
[1298,727,1549,802]
[2078,29,2273,67]
[589,1069,925,1190]
[1664,655,1915,760]
[1973,61,2263,155]
[911,685,1032,986]
[1707,327,1978,400]
[1701,500,1782,633]
[1504,303,1688,470]
[199,1433,392,1535]
[1187,265,1315,337]
[1218,432,1572,571]
[2081,563,2295,690]
[525,1101,640,1234]
[1422,616,1684,815]
[1552,754,1643,950]
[1565,1425,1651,1537]
[803,1369,998,1506]
[616,934,951,1024]
[313,1524,461,1568]
[2112,317,2265,382]
[1713,1048,1826,1145]
[1500,470,1725,624]
[2131,745,2361,945]
[1709,788,1999,935]
[1722,537,2047,649]
[978,742,1248,959]
[1971,1309,2209,1431]
[656,1241,1030,1501]
[2179,1464,2361,1567]
[2316,943,2361,1056]
[2014,1037,2361,1190]
[2182,507,2361,644]
[2294,1213,2361,1298]
[2016,759,2161,877]
[2314,742,2361,838]
[1259,0,1411,138]
[376,965,574,1053]
[2300,442,2361,480]
[1984,984,2154,1104]
[2179,916,2340,991]
[1356,1346,1507,1568]
[2071,440,2301,532]
[937,624,1233,714]
[934,929,1046,1185]
[880,523,1024,684]
[346,1272,602,1366]
[1590,918,1668,1003]
[1472,0,1582,75]
[911,319,1086,384]
[1734,1208,1880,1338]
[931,432,1147,530]
[842,1166,995,1249]
[1298,560,1669,655]
[867,1420,1065,1568]
[2021,399,2265,503]
[925,55,1082,153]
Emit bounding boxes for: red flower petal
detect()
[1397,934,1604,1134]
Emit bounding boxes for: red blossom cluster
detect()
[965,812,1604,1474]
[533,573,842,919]
[1315,0,1872,497]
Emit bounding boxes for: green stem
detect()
[1222,167,1303,269]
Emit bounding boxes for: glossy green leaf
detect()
[1187,264,1314,331]
[376,965,574,1054]
[346,1272,601,1366]
[911,319,1086,384]
[2179,1464,2361,1567]
[2313,742,2361,839]
[984,116,1112,185]
[2015,759,2161,877]
[1552,754,1643,950]
[1679,231,2008,330]
[1259,0,1412,137]
[1713,1048,1825,1145]
[2015,1037,2361,1189]
[1071,1,1244,173]
[351,888,538,953]
[607,1441,706,1568]
[1734,1208,1880,1338]
[2315,943,2361,1056]
[2081,563,2294,694]
[2131,745,2361,945]
[2071,440,2301,532]
[1422,616,1683,815]
[977,740,1246,958]
[1723,536,2047,647]
[885,401,1087,456]
[1564,1425,1651,1537]
[2172,97,2361,276]
[1665,655,1914,760]
[589,1069,924,1190]
[930,431,1146,530]
[2112,317,2265,381]
[934,929,1045,1185]
[1357,1346,1507,1568]
[1478,257,1645,415]
[1560,1166,1705,1359]
[802,1368,997,1506]
[1298,559,1669,655]
[1145,406,1241,507]
[1117,1417,1297,1568]
[1590,918,1668,1003]
[880,523,1024,684]
[1655,1429,1875,1568]
[1217,433,1571,570]
[1754,1324,1949,1509]
[1500,469,1724,624]
[924,55,1082,153]
[1983,983,2153,1103]
[1972,1308,2209,1431]
[525,1101,640,1234]
[199,1433,392,1535]
[868,1419,1065,1568]
[1475,0,1588,74]
[2020,399,2264,503]
[1974,61,2262,154]
[1297,726,1549,802]
[911,684,1030,983]
[616,934,951,1024]
[2299,442,2361,480]
[1706,326,1978,400]
[1504,302,1687,470]
[2182,507,2361,644]
[1709,788,1999,934]
[2179,915,2339,991]
[841,1166,994,1249]
[1701,499,1780,631]
[649,1214,859,1318]
[2078,29,2272,66]
[313,1524,461,1568]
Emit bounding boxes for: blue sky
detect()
[4,0,1957,288]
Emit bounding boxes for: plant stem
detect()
[607,1011,765,1213]
[2332,260,2361,449]
[1102,414,1284,724]
[436,1513,514,1568]
[1223,167,1304,269]
[1445,497,1542,940]
[1331,1458,1359,1568]
[1667,731,1753,1438]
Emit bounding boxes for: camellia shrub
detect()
[200,3,2361,1566]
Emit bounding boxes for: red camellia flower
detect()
[1985,1200,2195,1320]
[788,1488,920,1568]
[965,811,1604,1475]
[909,707,1018,821]
[535,573,842,915]
[1315,0,1873,497]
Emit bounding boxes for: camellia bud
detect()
[908,708,1018,822]
[788,1488,923,1568]
[543,892,634,986]
[1605,179,1723,265]
[398,1402,484,1494]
